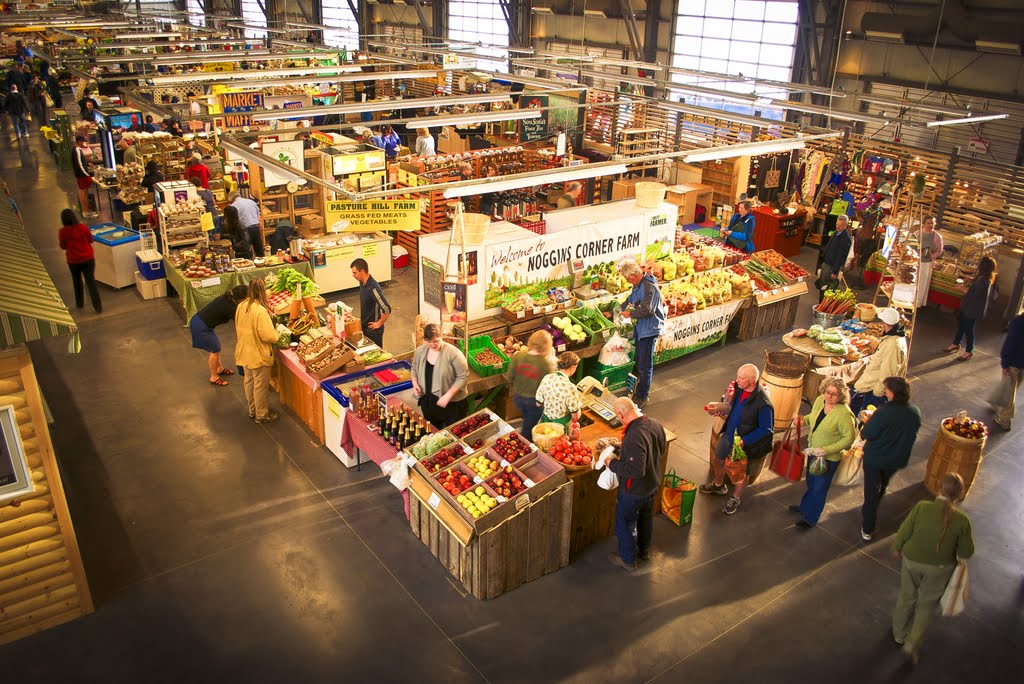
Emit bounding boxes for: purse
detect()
[764,157,781,189]
[769,415,804,482]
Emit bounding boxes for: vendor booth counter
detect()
[165,260,314,320]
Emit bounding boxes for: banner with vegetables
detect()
[655,299,743,363]
[484,221,674,309]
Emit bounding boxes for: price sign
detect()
[428,492,441,509]
[524,478,536,488]
[473,475,483,484]
[500,459,510,468]
[515,493,531,510]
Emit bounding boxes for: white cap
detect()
[877,307,900,325]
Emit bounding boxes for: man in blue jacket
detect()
[619,260,665,409]
[607,397,666,571]
[700,363,774,515]
[993,308,1024,430]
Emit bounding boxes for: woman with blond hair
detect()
[234,278,280,423]
[535,351,582,428]
[890,473,975,664]
[414,127,435,157]
[789,377,856,527]
[507,330,556,438]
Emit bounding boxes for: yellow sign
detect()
[204,63,235,73]
[325,200,421,232]
[363,243,378,258]
[200,212,215,232]
[330,150,386,176]
[312,131,335,146]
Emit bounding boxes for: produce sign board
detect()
[654,299,743,364]
[484,220,673,309]
[421,257,443,309]
[325,200,420,232]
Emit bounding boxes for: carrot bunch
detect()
[816,288,857,315]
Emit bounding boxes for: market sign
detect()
[443,53,478,71]
[519,95,548,142]
[655,299,744,363]
[330,150,386,176]
[325,200,421,232]
[220,91,265,128]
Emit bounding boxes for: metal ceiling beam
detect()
[616,0,644,62]
[496,0,520,48]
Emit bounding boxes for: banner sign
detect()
[519,95,549,142]
[220,92,264,129]
[655,299,743,363]
[325,200,421,232]
[484,214,674,308]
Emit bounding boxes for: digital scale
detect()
[345,335,380,356]
[576,377,622,427]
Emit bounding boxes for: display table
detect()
[753,207,807,258]
[165,260,314,320]
[271,349,327,442]
[339,408,412,516]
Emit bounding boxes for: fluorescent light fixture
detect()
[584,10,606,18]
[250,93,512,121]
[683,138,810,164]
[975,40,1021,55]
[865,30,904,43]
[147,65,357,84]
[443,164,628,199]
[773,99,893,126]
[532,7,555,14]
[115,33,182,40]
[655,100,784,129]
[926,113,1009,127]
[856,94,972,117]
[405,110,541,129]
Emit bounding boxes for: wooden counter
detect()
[753,207,807,258]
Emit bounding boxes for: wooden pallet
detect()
[409,481,572,600]
[730,295,802,341]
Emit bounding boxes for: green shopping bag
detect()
[661,469,697,526]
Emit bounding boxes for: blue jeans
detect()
[953,313,977,353]
[10,113,27,136]
[634,335,656,401]
[615,489,654,565]
[799,457,839,525]
[513,394,543,440]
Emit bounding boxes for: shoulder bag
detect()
[769,415,804,482]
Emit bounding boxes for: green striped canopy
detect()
[0,200,80,353]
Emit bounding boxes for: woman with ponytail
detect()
[890,473,975,664]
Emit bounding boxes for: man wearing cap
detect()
[850,307,907,414]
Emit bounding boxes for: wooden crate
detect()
[567,468,616,558]
[730,295,801,341]
[453,316,508,340]
[408,481,572,600]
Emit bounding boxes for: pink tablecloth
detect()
[340,409,410,519]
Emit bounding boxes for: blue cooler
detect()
[135,249,166,281]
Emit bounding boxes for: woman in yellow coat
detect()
[235,279,280,423]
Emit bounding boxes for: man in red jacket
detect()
[607,397,667,571]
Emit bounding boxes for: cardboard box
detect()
[344,358,366,372]
[300,214,325,231]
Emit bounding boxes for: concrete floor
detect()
[1,124,1021,683]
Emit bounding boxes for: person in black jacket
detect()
[607,397,667,571]
[943,256,995,361]
[6,84,29,139]
[190,286,249,386]
[817,213,853,303]
[858,376,922,541]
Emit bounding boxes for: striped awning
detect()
[0,200,80,353]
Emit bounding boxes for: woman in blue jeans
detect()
[506,330,555,439]
[790,377,856,527]
[944,255,995,361]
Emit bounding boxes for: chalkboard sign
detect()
[421,257,443,309]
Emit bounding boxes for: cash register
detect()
[576,376,622,427]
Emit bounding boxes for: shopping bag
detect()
[940,560,969,616]
[764,157,781,189]
[829,199,850,216]
[661,469,697,526]
[770,415,804,482]
[597,467,619,490]
[808,453,828,476]
[833,445,863,487]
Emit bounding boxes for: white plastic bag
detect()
[597,467,619,490]
[381,455,411,491]
[595,445,616,470]
[940,560,969,616]
[598,333,633,367]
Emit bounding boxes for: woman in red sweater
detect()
[58,209,102,313]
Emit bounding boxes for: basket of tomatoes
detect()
[546,436,594,471]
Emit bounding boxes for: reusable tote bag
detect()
[833,444,863,487]
[769,415,804,482]
[661,469,697,526]
[940,560,969,616]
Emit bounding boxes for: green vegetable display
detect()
[411,432,455,460]
[745,259,787,288]
[270,268,319,297]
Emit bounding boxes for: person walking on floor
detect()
[991,306,1024,430]
[507,330,556,439]
[229,191,264,257]
[790,377,856,527]
[234,279,280,424]
[58,208,102,314]
[849,307,907,415]
[700,363,774,515]
[944,255,996,361]
[350,258,391,348]
[618,259,665,409]
[858,376,921,541]
[191,286,247,387]
[817,213,853,303]
[6,84,29,139]
[723,200,757,253]
[607,397,667,572]
[890,473,974,664]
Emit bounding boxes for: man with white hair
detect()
[618,260,666,409]
[607,397,667,571]
[700,363,774,515]
[817,213,853,302]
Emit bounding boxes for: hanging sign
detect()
[519,95,549,142]
[655,300,744,363]
[442,53,478,71]
[220,91,264,129]
[441,282,468,323]
[325,200,421,232]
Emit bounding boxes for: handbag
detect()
[660,469,697,526]
[939,560,968,616]
[764,157,781,189]
[833,445,863,487]
[769,415,804,482]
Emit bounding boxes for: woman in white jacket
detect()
[850,307,907,414]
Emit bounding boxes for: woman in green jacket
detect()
[790,377,857,527]
[891,473,975,663]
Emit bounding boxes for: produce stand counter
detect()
[164,260,314,320]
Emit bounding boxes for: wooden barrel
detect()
[923,425,986,499]
[762,350,811,431]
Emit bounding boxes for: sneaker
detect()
[699,482,728,495]
[607,552,636,572]
[634,397,648,409]
[255,411,280,424]
[795,520,813,528]
[860,529,873,541]
[638,550,651,562]
[723,496,741,515]
[995,419,1011,431]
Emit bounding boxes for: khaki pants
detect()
[243,366,272,419]
[892,556,954,652]
[992,367,1022,427]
